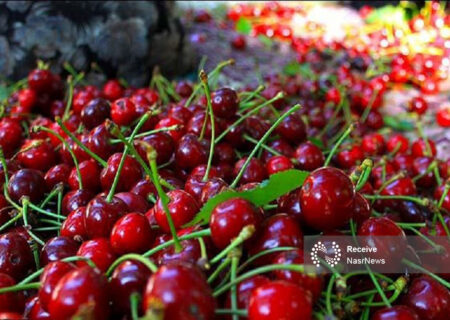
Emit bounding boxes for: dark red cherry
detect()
[175,134,207,170]
[85,195,127,238]
[72,90,94,114]
[200,177,228,205]
[231,34,246,50]
[336,144,364,169]
[131,179,157,201]
[233,157,267,185]
[412,156,436,188]
[409,96,428,115]
[325,87,341,105]
[60,207,88,240]
[139,132,174,165]
[68,159,101,192]
[293,141,324,171]
[175,81,193,98]
[0,272,25,312]
[271,249,323,301]
[386,134,409,154]
[24,296,50,320]
[154,190,200,233]
[167,103,193,124]
[393,154,415,176]
[100,153,142,192]
[102,79,124,101]
[224,275,270,312]
[249,214,303,265]
[211,88,239,119]
[62,189,94,215]
[28,69,52,93]
[0,118,23,156]
[40,236,80,266]
[81,98,110,129]
[87,123,119,160]
[300,167,354,231]
[18,88,37,110]
[210,198,261,249]
[362,133,385,155]
[143,263,215,320]
[77,238,116,272]
[39,261,76,311]
[372,305,419,320]
[155,117,185,142]
[8,168,46,203]
[17,139,56,171]
[411,138,437,157]
[277,189,304,223]
[380,177,417,208]
[402,276,450,320]
[44,164,71,189]
[187,111,220,138]
[48,266,110,320]
[266,155,293,175]
[248,280,312,320]
[59,134,90,165]
[0,232,33,280]
[276,113,306,144]
[0,312,23,319]
[352,192,371,225]
[111,98,137,126]
[109,260,152,317]
[115,192,149,214]
[434,184,450,212]
[213,142,236,164]
[245,116,270,140]
[261,139,294,163]
[110,213,153,255]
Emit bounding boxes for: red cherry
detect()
[143,263,215,319]
[393,154,415,176]
[248,280,312,320]
[175,81,193,98]
[48,266,110,320]
[60,207,88,240]
[187,111,221,138]
[372,305,419,320]
[102,79,124,101]
[275,113,306,144]
[77,238,117,272]
[233,157,267,185]
[68,159,101,192]
[61,189,94,216]
[381,177,417,200]
[44,164,71,189]
[18,88,37,110]
[0,232,34,280]
[8,168,46,203]
[336,144,364,169]
[412,156,436,188]
[409,96,428,115]
[402,276,450,320]
[245,116,270,140]
[25,296,50,320]
[231,34,246,49]
[87,123,119,160]
[175,134,207,170]
[0,118,23,156]
[0,273,25,312]
[110,213,153,255]
[0,312,23,319]
[139,132,175,165]
[72,90,94,114]
[434,184,450,212]
[325,87,341,105]
[362,133,385,155]
[411,138,437,157]
[210,198,261,249]
[300,167,355,231]
[293,141,324,171]
[211,88,239,118]
[266,155,293,175]
[114,192,149,214]
[85,195,127,238]
[39,261,76,311]
[155,117,185,142]
[386,134,409,154]
[154,190,200,233]
[109,260,152,317]
[352,192,371,224]
[111,98,138,126]
[81,98,110,129]
[436,106,450,127]
[40,236,80,266]
[28,69,53,93]
[100,153,142,192]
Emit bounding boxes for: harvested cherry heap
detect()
[0,61,449,320]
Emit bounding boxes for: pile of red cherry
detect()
[0,59,449,320]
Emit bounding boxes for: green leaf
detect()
[383,115,415,131]
[236,17,252,35]
[258,35,273,48]
[308,137,325,149]
[186,169,309,226]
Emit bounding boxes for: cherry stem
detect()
[210,225,255,264]
[142,228,211,258]
[363,194,428,206]
[197,236,210,270]
[215,309,247,317]
[230,254,240,320]
[130,292,141,320]
[360,276,406,307]
[324,123,354,167]
[0,147,9,185]
[0,281,40,294]
[438,180,450,208]
[37,126,83,189]
[403,258,450,288]
[353,159,373,191]
[26,201,66,220]
[237,246,297,274]
[360,88,379,123]
[230,104,300,188]
[199,70,216,182]
[215,92,286,144]
[21,198,44,246]
[109,125,179,143]
[39,183,63,208]
[106,253,158,277]
[213,263,306,297]
[318,92,345,139]
[207,258,231,284]
[147,151,182,253]
[56,117,108,167]
[62,76,74,122]
[239,84,265,104]
[105,114,150,203]
[325,274,336,316]
[412,160,438,182]
[416,119,442,185]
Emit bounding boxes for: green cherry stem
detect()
[106,253,158,277]
[62,76,74,121]
[438,179,450,208]
[230,252,240,320]
[0,148,9,186]
[208,258,231,284]
[215,309,248,317]
[210,225,255,264]
[200,70,216,182]
[240,84,265,105]
[363,194,428,206]
[0,282,41,294]
[109,125,179,143]
[402,259,450,289]
[230,104,300,188]
[324,123,354,167]
[236,246,297,274]
[130,292,141,320]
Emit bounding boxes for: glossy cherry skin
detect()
[409,96,428,115]
[102,79,124,101]
[300,167,355,231]
[100,153,142,192]
[0,272,25,312]
[110,97,137,126]
[25,296,51,320]
[175,134,207,170]
[249,214,303,265]
[402,276,450,320]
[436,106,450,127]
[68,159,101,192]
[272,249,323,301]
[276,189,304,223]
[76,238,117,272]
[412,156,436,188]
[411,138,437,157]
[39,261,76,311]
[233,157,267,185]
[143,262,215,320]
[0,312,24,319]
[40,236,80,266]
[61,189,94,215]
[211,88,239,119]
[115,192,150,214]
[224,275,270,312]
[155,116,185,142]
[352,192,371,225]
[434,184,450,212]
[293,141,324,171]
[184,174,208,201]
[28,69,52,93]
[0,232,34,280]
[210,198,262,249]
[60,207,88,240]
[110,213,154,255]
[44,164,71,189]
[81,98,110,129]
[200,177,228,205]
[372,305,419,320]
[17,139,56,171]
[362,133,385,155]
[336,144,364,169]
[87,123,119,160]
[276,113,306,144]
[248,280,312,320]
[266,155,293,175]
[84,195,127,238]
[139,132,175,165]
[18,88,37,110]
[245,116,270,140]
[48,266,110,320]
[393,154,415,176]
[386,134,409,154]
[380,177,417,209]
[154,190,200,233]
[8,168,46,203]
[109,260,152,317]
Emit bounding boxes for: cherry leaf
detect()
[236,17,252,35]
[186,169,309,226]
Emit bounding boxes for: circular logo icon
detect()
[311,241,341,267]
